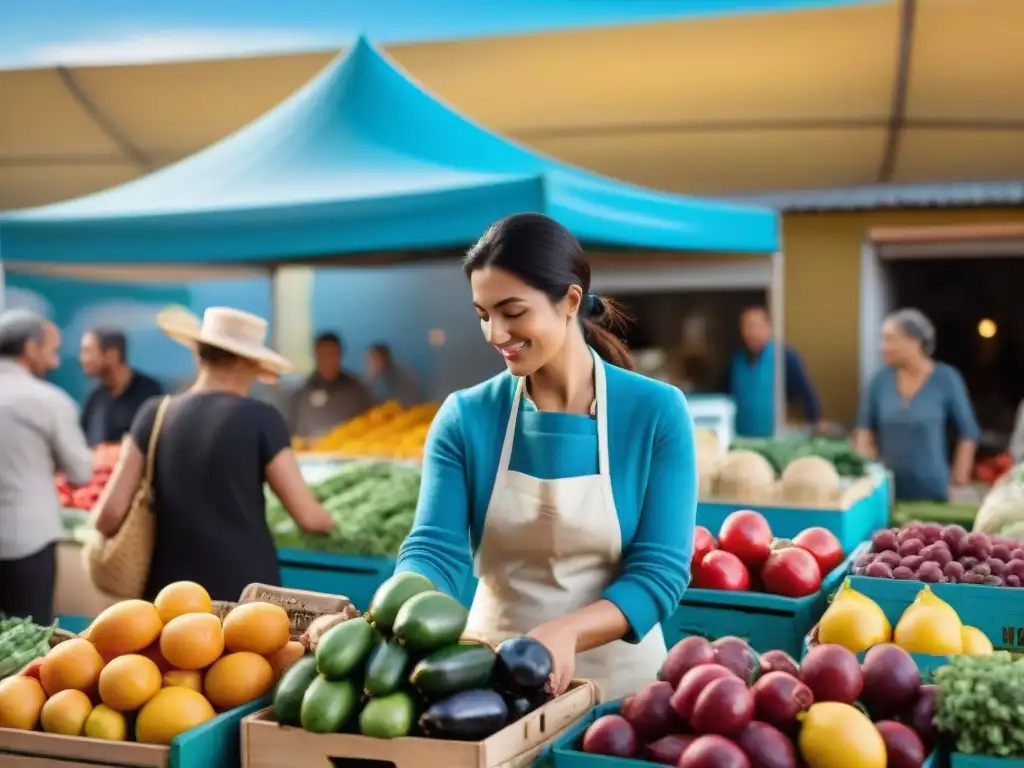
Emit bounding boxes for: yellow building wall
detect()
[782,207,1024,424]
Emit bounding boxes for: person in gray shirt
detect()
[0,310,94,623]
[365,342,421,408]
[289,332,374,439]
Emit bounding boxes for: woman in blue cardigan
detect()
[394,213,698,701]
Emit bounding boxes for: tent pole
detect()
[268,265,280,350]
[770,250,786,436]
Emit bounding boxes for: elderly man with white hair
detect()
[0,309,93,623]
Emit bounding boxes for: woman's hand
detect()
[529,618,578,696]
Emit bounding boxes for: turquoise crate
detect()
[697,475,884,555]
[278,549,479,611]
[544,701,942,767]
[847,576,1024,650]
[661,543,867,657]
[56,614,92,634]
[951,753,1024,767]
[800,626,950,674]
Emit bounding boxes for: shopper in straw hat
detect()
[92,306,334,601]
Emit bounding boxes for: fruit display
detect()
[974,464,1024,542]
[934,652,1024,758]
[816,581,993,657]
[974,452,1012,486]
[55,442,121,510]
[692,511,844,598]
[729,437,868,478]
[577,633,935,767]
[266,460,420,556]
[890,501,978,529]
[0,617,56,680]
[274,572,554,740]
[297,401,440,460]
[856,521,1024,586]
[0,581,298,744]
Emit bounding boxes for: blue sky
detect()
[0,0,872,69]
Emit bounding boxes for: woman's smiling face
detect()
[470,265,580,376]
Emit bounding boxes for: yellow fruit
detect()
[895,586,963,655]
[818,585,891,653]
[962,625,994,655]
[0,675,47,730]
[266,641,306,680]
[163,669,204,693]
[135,687,216,745]
[84,704,127,741]
[89,600,164,657]
[222,602,290,656]
[40,689,93,735]
[98,654,163,711]
[40,638,105,695]
[154,581,212,624]
[160,613,225,670]
[204,652,275,710]
[798,702,886,768]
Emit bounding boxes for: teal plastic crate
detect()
[56,613,92,634]
[544,701,943,767]
[0,695,269,767]
[846,576,1023,650]
[951,752,1024,767]
[661,543,868,657]
[697,474,885,555]
[278,549,479,611]
[800,626,950,674]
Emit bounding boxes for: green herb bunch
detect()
[935,652,1024,757]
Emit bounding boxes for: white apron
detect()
[465,351,666,702]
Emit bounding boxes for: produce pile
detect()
[855,522,1024,586]
[55,442,120,510]
[579,633,936,768]
[935,653,1024,757]
[0,618,56,680]
[267,461,419,556]
[0,582,302,743]
[890,501,978,529]
[730,437,867,478]
[974,464,1024,542]
[275,573,553,740]
[692,511,844,598]
[816,581,992,657]
[974,451,1012,486]
[297,401,439,460]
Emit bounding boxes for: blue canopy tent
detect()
[0,36,786,427]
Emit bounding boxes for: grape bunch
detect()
[853,522,1024,587]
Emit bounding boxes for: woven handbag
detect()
[84,396,171,599]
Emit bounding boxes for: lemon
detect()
[895,585,963,655]
[40,689,93,736]
[819,584,891,653]
[84,704,128,741]
[961,626,994,655]
[798,702,886,768]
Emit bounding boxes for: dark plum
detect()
[992,544,1013,562]
[916,562,943,583]
[943,561,965,582]
[900,555,925,571]
[898,539,924,557]
[892,566,916,580]
[877,551,902,568]
[865,562,894,579]
[1007,575,1021,587]
[988,558,1008,577]
[959,556,979,570]
[971,562,991,578]
[965,532,993,560]
[872,530,899,553]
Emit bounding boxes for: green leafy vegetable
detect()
[934,652,1024,757]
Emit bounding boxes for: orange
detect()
[88,600,164,657]
[135,687,216,745]
[222,602,290,656]
[139,641,172,673]
[204,652,274,710]
[160,613,225,670]
[98,654,163,712]
[266,641,305,680]
[40,638,105,696]
[163,669,203,693]
[40,689,93,735]
[84,704,127,741]
[154,581,212,624]
[0,675,47,730]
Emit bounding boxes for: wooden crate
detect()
[241,680,597,768]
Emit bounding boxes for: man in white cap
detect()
[0,310,94,622]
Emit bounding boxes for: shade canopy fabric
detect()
[0,38,778,265]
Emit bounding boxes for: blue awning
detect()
[0,37,778,264]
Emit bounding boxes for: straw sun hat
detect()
[156,305,293,375]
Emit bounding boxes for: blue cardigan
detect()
[394,360,697,643]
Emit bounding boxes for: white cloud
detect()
[21,28,335,67]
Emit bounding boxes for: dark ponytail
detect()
[463,213,635,370]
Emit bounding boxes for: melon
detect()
[780,456,840,506]
[717,450,776,503]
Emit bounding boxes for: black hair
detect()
[368,342,391,360]
[196,342,241,366]
[462,213,634,370]
[314,332,342,351]
[89,327,128,360]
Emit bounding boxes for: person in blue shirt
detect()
[725,306,823,437]
[854,308,980,501]
[394,213,697,701]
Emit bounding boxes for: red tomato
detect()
[793,527,844,575]
[718,510,773,569]
[691,526,717,576]
[760,547,822,597]
[694,550,751,591]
